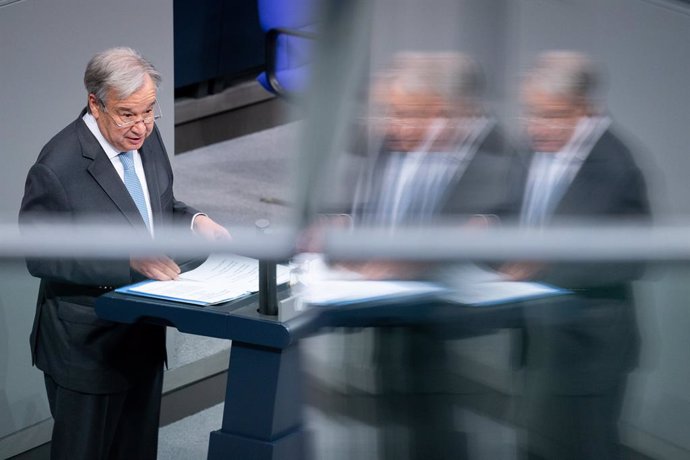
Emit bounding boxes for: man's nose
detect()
[130,119,147,134]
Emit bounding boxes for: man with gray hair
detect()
[500,51,650,459]
[19,47,228,459]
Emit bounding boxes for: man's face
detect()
[382,84,446,152]
[89,74,157,153]
[522,87,586,153]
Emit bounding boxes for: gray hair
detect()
[84,47,161,112]
[526,51,599,101]
[387,51,485,104]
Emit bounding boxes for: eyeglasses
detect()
[518,115,576,130]
[99,99,162,128]
[369,116,437,128]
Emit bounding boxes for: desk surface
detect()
[95,286,538,348]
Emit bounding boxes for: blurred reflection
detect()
[500,51,652,460]
[303,49,655,460]
[305,51,516,460]
[354,51,511,229]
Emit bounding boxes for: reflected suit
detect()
[501,127,651,459]
[357,122,512,224]
[356,123,514,460]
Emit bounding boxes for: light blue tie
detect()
[119,151,151,230]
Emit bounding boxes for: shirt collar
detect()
[82,112,126,160]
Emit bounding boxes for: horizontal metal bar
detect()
[0,223,297,260]
[2,221,690,263]
[323,224,690,262]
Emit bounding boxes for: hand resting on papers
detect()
[498,262,545,281]
[335,260,429,281]
[131,256,181,281]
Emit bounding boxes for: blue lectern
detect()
[96,283,534,459]
[96,287,318,460]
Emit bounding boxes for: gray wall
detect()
[368,0,511,117]
[0,0,174,457]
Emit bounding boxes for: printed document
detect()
[117,254,290,306]
[436,263,569,306]
[291,254,448,307]
[291,255,568,308]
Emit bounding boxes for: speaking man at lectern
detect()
[19,47,228,460]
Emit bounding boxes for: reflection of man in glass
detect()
[346,52,513,460]
[355,51,511,231]
[504,51,651,459]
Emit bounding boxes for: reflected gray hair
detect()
[527,51,599,101]
[388,51,485,104]
[84,47,161,112]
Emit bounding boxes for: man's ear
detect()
[88,94,100,118]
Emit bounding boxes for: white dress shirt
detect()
[83,112,155,234]
[373,117,493,227]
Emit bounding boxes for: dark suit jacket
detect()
[357,125,513,222]
[19,110,199,394]
[500,128,651,394]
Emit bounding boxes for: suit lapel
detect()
[554,160,591,216]
[552,131,611,216]
[139,140,163,227]
[77,115,147,229]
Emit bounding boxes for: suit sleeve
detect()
[19,163,133,286]
[151,125,200,227]
[172,197,199,227]
[536,158,651,289]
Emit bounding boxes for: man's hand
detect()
[499,262,545,281]
[193,214,231,240]
[131,256,181,281]
[338,261,426,280]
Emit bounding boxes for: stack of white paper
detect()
[290,254,447,307]
[117,254,290,306]
[436,263,569,307]
[291,255,568,308]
